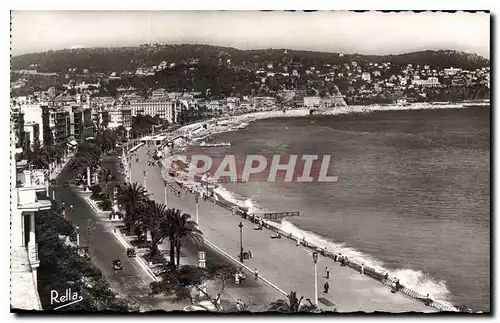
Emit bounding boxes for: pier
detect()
[255,211,300,220]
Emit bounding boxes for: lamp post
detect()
[76,225,80,247]
[312,251,318,307]
[164,180,168,207]
[195,194,199,225]
[239,222,244,263]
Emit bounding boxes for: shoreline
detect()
[157,102,489,156]
[129,146,441,313]
[137,103,485,312]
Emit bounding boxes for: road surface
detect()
[54,153,186,312]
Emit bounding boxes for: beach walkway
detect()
[131,145,435,313]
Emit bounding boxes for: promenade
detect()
[130,144,435,313]
[55,153,187,312]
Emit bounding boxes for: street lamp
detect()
[312,251,318,306]
[76,226,80,247]
[195,194,199,225]
[163,180,168,207]
[239,222,244,263]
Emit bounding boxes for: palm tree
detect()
[116,182,148,232]
[99,167,112,195]
[69,142,102,188]
[268,291,318,313]
[168,209,203,270]
[136,201,170,257]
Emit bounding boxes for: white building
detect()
[20,104,44,145]
[10,127,50,310]
[304,96,322,108]
[129,99,181,123]
[361,72,371,81]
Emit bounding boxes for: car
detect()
[126,248,136,257]
[112,259,123,271]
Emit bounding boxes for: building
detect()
[361,72,371,82]
[16,103,44,146]
[304,96,322,108]
[151,88,167,99]
[293,89,307,107]
[444,67,462,76]
[10,124,51,310]
[129,99,181,123]
[412,77,441,87]
[42,108,70,145]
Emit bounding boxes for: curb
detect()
[81,192,158,282]
[112,230,159,282]
[204,239,287,297]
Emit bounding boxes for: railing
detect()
[199,194,459,312]
[26,244,39,266]
[164,158,459,312]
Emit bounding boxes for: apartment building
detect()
[10,125,51,310]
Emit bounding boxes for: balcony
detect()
[16,169,47,192]
[17,189,51,211]
[26,244,40,268]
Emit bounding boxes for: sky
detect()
[10,11,490,58]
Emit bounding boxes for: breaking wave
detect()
[206,182,456,309]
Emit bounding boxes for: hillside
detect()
[11,44,490,73]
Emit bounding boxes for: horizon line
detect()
[11,43,490,60]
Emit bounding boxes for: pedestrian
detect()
[325,267,330,279]
[361,263,364,275]
[235,273,240,284]
[334,253,338,262]
[384,272,389,284]
[109,213,112,220]
[424,293,432,306]
[324,281,330,294]
[254,269,259,280]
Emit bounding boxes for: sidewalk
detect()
[131,145,436,313]
[49,153,75,180]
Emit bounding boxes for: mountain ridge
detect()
[11,44,490,73]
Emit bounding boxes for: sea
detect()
[179,106,490,312]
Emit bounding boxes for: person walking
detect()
[254,269,259,280]
[324,281,330,294]
[325,267,330,279]
[361,263,365,275]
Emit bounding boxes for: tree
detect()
[136,201,170,257]
[116,182,148,232]
[68,143,102,188]
[98,167,112,193]
[90,185,103,200]
[168,209,204,270]
[35,210,136,311]
[268,291,319,313]
[150,263,237,312]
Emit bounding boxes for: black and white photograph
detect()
[9,9,490,314]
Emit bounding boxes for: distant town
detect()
[11,45,490,149]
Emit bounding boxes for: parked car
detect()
[112,259,123,271]
[126,248,136,257]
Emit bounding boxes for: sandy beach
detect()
[129,144,436,313]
